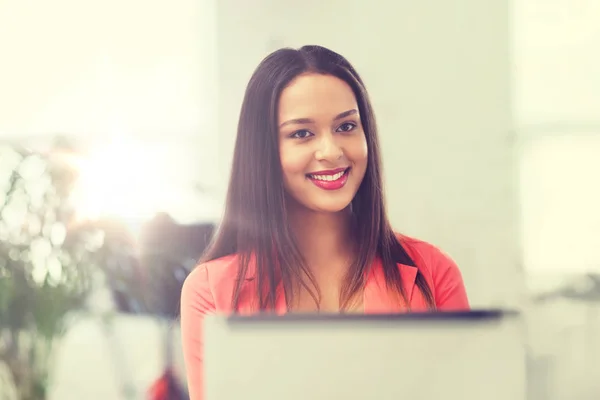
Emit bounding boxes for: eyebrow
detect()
[279,109,358,129]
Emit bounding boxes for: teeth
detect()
[310,170,345,181]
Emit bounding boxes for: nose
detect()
[314,133,343,162]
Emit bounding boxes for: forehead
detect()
[278,73,358,120]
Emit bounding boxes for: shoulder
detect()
[179,254,242,399]
[396,234,454,271]
[395,233,470,310]
[181,254,242,313]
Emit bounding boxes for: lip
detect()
[306,167,350,191]
[306,167,349,176]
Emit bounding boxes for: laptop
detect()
[204,310,526,400]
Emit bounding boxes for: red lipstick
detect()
[306,167,350,191]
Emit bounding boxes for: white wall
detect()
[0,0,216,139]
[513,0,600,278]
[512,0,600,126]
[513,4,600,396]
[215,0,520,308]
[0,0,221,223]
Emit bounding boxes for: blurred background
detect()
[0,0,599,399]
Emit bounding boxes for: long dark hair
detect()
[201,45,435,311]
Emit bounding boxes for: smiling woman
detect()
[180,45,469,400]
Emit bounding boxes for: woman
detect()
[180,45,469,399]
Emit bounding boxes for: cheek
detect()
[347,136,368,166]
[279,144,311,177]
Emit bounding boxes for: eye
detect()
[336,122,357,133]
[289,129,313,139]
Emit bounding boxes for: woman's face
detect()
[277,73,368,214]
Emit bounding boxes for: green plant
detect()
[0,143,107,400]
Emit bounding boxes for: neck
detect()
[287,204,355,273]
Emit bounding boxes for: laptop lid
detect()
[204,310,526,400]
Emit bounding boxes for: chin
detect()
[308,199,354,214]
[286,185,357,214]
